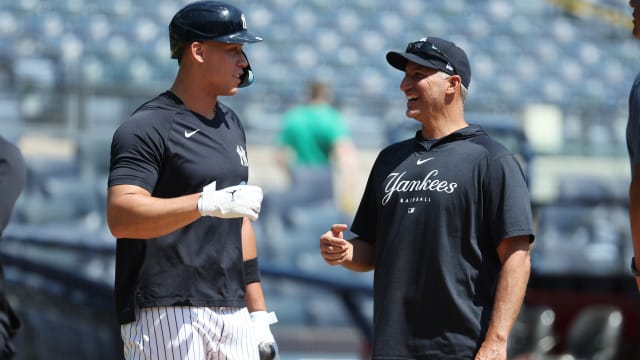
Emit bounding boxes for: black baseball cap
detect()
[386,36,471,89]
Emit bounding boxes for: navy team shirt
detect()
[109,91,251,325]
[351,125,534,359]
[627,73,640,172]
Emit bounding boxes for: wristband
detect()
[244,257,261,284]
[632,257,640,277]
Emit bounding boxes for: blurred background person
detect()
[0,134,26,359]
[265,81,358,230]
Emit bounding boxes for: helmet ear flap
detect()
[238,50,254,88]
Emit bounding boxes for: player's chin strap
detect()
[239,50,255,88]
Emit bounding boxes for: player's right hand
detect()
[250,311,279,360]
[320,224,352,265]
[198,181,263,221]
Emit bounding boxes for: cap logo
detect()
[241,14,247,30]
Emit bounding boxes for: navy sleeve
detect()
[627,73,640,172]
[351,177,377,243]
[485,153,535,247]
[351,152,384,244]
[108,116,166,193]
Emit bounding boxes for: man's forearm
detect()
[245,282,267,312]
[484,249,531,345]
[242,217,267,312]
[107,185,201,239]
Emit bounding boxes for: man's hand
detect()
[250,311,279,360]
[198,181,263,221]
[475,338,507,360]
[320,224,353,266]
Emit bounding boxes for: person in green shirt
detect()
[278,81,351,167]
[268,81,357,228]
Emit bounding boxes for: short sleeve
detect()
[108,119,166,193]
[323,108,350,144]
[485,154,535,246]
[351,155,382,243]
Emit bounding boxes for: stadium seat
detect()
[508,306,556,359]
[533,197,630,276]
[0,94,23,142]
[548,305,624,360]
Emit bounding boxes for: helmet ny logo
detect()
[241,14,247,30]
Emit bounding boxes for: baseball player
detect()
[107,1,277,359]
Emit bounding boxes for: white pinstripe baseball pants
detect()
[121,306,259,360]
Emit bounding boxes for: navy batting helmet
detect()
[169,1,263,86]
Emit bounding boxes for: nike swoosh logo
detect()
[416,157,434,165]
[184,129,200,138]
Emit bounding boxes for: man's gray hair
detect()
[438,71,468,103]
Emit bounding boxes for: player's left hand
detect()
[250,311,279,360]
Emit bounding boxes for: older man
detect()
[320,36,534,359]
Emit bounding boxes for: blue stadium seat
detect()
[0,94,23,142]
[508,306,556,358]
[558,305,624,360]
[533,199,630,276]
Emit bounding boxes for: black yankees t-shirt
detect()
[109,91,251,324]
[351,125,534,359]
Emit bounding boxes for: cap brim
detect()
[386,51,445,72]
[216,30,263,44]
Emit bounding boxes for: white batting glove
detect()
[250,311,279,360]
[197,181,263,221]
